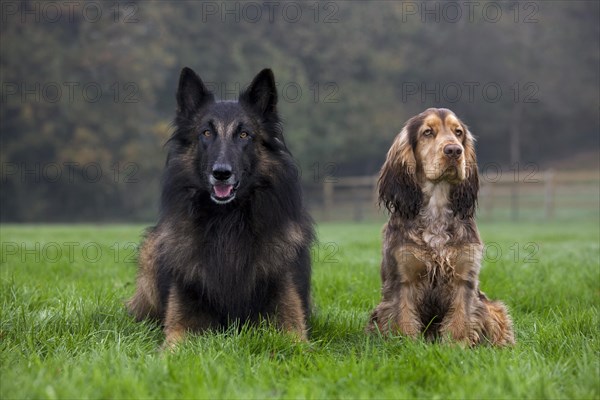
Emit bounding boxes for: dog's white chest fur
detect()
[419,182,455,269]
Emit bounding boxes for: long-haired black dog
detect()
[127,67,314,347]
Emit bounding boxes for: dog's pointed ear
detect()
[239,69,277,118]
[451,129,479,218]
[176,67,214,116]
[378,125,423,219]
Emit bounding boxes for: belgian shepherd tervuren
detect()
[127,67,314,348]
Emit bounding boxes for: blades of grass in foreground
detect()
[1,221,598,399]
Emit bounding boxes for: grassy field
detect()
[1,220,599,399]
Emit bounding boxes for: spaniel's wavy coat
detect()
[367,108,514,346]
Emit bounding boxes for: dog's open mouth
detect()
[210,183,239,204]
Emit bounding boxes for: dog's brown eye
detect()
[202,130,211,137]
[240,131,249,139]
[456,129,463,136]
[423,128,433,136]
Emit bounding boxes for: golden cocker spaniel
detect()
[367,108,514,346]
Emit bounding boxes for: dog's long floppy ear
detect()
[239,69,278,119]
[176,67,214,116]
[450,129,479,219]
[378,124,423,219]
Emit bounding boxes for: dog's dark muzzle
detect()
[209,163,239,204]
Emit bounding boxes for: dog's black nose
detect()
[212,163,232,181]
[443,144,463,159]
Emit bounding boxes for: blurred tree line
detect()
[1,1,598,222]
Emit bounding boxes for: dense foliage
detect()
[1,1,598,221]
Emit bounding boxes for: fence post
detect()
[481,183,495,220]
[353,187,363,221]
[372,175,379,216]
[323,180,334,221]
[510,181,519,221]
[544,169,555,219]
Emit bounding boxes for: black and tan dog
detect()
[127,68,314,348]
[367,108,514,346]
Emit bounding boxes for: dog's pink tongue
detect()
[214,184,233,198]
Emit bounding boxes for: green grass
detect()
[1,220,599,399]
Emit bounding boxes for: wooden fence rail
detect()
[308,170,599,221]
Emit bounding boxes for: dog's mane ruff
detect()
[419,181,454,251]
[405,181,477,281]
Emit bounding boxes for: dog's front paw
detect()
[441,320,479,346]
[397,317,422,338]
